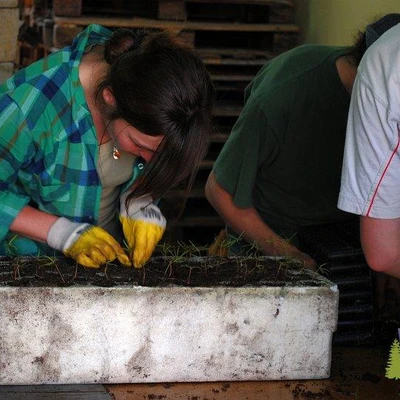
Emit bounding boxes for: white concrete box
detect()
[0,256,339,384]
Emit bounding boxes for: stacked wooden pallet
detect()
[52,0,300,245]
[53,0,296,22]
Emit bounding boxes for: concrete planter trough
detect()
[0,255,339,384]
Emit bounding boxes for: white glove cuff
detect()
[120,193,153,217]
[120,193,166,228]
[135,203,167,228]
[47,217,90,252]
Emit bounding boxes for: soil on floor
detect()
[0,255,330,288]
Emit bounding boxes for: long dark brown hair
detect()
[96,28,214,209]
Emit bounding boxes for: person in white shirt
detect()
[338,14,400,278]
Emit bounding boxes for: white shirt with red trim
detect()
[338,24,400,219]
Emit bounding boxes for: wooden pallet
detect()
[53,16,299,51]
[53,0,296,23]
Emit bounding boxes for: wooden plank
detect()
[79,0,187,20]
[0,0,19,7]
[53,0,82,17]
[203,56,270,66]
[0,385,109,392]
[176,30,195,47]
[210,132,230,142]
[211,73,253,82]
[269,3,296,23]
[184,0,295,24]
[53,15,300,33]
[0,385,111,400]
[158,0,187,20]
[213,104,242,117]
[198,46,274,59]
[185,0,294,6]
[53,17,299,52]
[199,159,214,169]
[0,394,110,400]
[81,0,158,19]
[52,0,295,22]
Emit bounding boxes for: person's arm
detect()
[205,172,316,269]
[9,205,58,242]
[8,204,131,268]
[360,216,400,278]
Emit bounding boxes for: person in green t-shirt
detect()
[0,24,213,268]
[205,15,398,269]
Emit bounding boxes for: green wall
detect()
[295,0,400,46]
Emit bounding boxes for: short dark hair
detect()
[346,13,400,66]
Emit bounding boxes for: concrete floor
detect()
[0,345,397,399]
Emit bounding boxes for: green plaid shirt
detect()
[0,24,140,255]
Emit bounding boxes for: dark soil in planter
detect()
[0,255,330,288]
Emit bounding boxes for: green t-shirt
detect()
[213,44,353,240]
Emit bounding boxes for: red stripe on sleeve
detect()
[366,130,400,216]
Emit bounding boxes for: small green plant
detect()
[11,256,22,280]
[5,234,19,256]
[316,263,329,275]
[104,259,121,281]
[159,241,208,260]
[218,231,246,250]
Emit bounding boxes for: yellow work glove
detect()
[120,193,166,268]
[47,217,131,268]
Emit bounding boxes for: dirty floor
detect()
[0,346,398,399]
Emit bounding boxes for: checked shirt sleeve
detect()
[0,94,36,241]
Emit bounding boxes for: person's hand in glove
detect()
[119,193,166,268]
[47,217,131,268]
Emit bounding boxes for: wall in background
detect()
[296,0,399,46]
[0,0,19,82]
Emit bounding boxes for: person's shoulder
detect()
[282,44,348,60]
[246,44,346,106]
[282,44,345,54]
[362,23,400,66]
[260,45,347,75]
[72,24,113,49]
[358,23,400,89]
[84,23,113,37]
[254,44,346,82]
